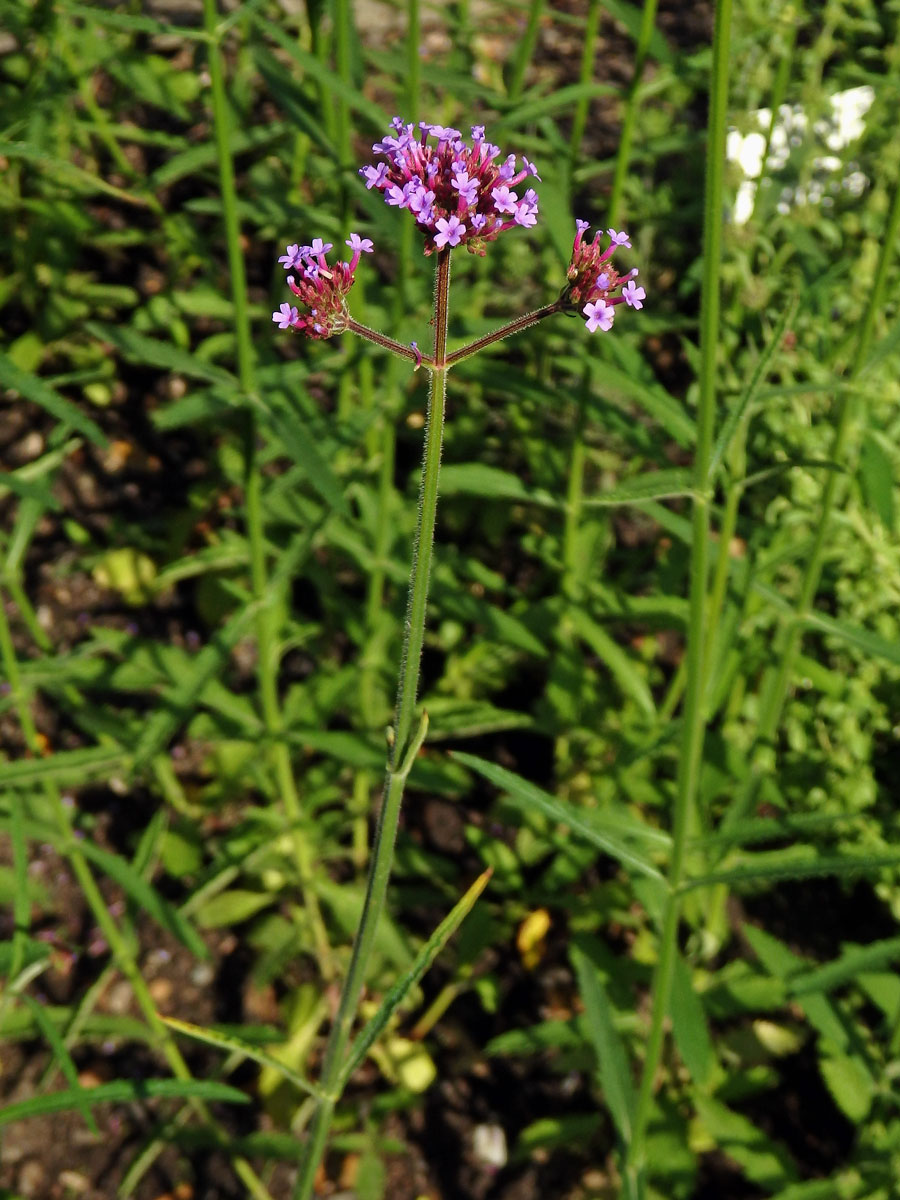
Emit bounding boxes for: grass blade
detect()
[0,1078,249,1127]
[162,1016,322,1098]
[337,869,493,1090]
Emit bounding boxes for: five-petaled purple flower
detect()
[564,221,645,332]
[272,233,373,339]
[358,119,542,256]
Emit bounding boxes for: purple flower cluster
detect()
[565,222,645,332]
[360,119,541,256]
[272,234,373,338]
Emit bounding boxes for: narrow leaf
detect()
[710,294,797,478]
[581,468,693,507]
[669,953,714,1085]
[21,996,99,1134]
[76,840,208,960]
[452,752,665,880]
[569,609,656,719]
[439,463,557,507]
[338,870,493,1089]
[570,942,634,1143]
[0,1078,249,1126]
[683,850,900,891]
[133,527,317,767]
[0,746,130,790]
[789,937,900,997]
[0,354,106,446]
[161,1017,321,1098]
[86,323,238,387]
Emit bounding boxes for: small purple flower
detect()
[623,280,646,309]
[583,299,615,332]
[563,221,642,331]
[498,154,517,181]
[273,235,367,339]
[434,215,466,248]
[346,233,374,254]
[491,185,518,215]
[278,243,305,270]
[359,119,542,255]
[361,163,389,190]
[522,157,542,181]
[272,303,299,329]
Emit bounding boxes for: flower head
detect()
[273,235,371,339]
[564,221,644,332]
[359,120,541,255]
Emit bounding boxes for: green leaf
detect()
[0,746,130,790]
[742,927,851,1051]
[857,430,895,531]
[0,354,107,446]
[819,1053,874,1123]
[581,468,693,507]
[670,953,714,1086]
[710,295,798,478]
[591,0,673,61]
[789,937,900,997]
[570,941,634,1143]
[338,870,492,1090]
[801,607,900,667]
[69,3,207,38]
[194,889,273,928]
[161,1016,321,1098]
[249,15,388,128]
[568,608,656,719]
[593,361,694,447]
[86,323,239,387]
[452,752,666,880]
[149,122,289,189]
[0,1084,248,1128]
[20,996,99,1134]
[76,840,208,960]
[0,141,147,207]
[0,1078,249,1126]
[693,1095,796,1189]
[683,849,900,891]
[0,471,60,509]
[258,393,349,516]
[515,1112,602,1157]
[438,463,557,506]
[132,527,317,768]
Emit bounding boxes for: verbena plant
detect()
[1,1,900,1198]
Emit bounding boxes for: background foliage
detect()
[2,0,900,1197]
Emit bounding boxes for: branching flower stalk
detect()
[276,120,645,1199]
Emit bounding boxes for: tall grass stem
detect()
[623,0,733,1187]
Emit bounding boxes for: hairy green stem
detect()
[292,250,452,1200]
[623,0,733,1188]
[444,301,562,368]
